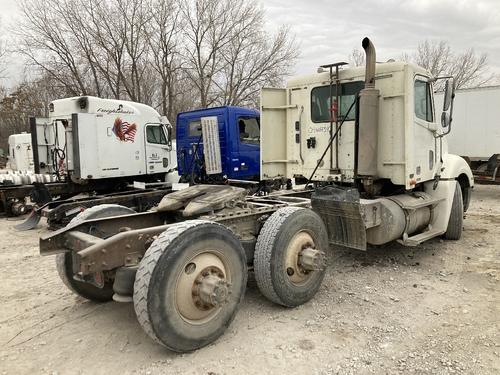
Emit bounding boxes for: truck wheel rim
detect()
[284,231,317,285]
[175,251,231,324]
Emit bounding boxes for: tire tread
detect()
[254,207,304,306]
[133,220,213,346]
[56,204,134,301]
[444,182,463,240]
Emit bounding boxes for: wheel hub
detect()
[175,252,231,323]
[298,247,325,271]
[193,267,231,309]
[284,231,324,284]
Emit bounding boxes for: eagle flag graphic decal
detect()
[112,117,137,142]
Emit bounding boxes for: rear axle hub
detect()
[193,267,231,309]
[298,247,325,271]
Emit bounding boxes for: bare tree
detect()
[217,25,298,107]
[0,20,8,79]
[348,48,365,67]
[181,0,239,107]
[413,40,451,78]
[13,0,299,122]
[84,0,128,99]
[16,0,91,95]
[61,0,154,103]
[116,0,153,102]
[147,0,183,119]
[182,0,299,108]
[0,75,61,150]
[450,48,491,89]
[16,0,154,102]
[406,40,492,89]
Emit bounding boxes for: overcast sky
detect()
[263,0,500,76]
[1,0,499,84]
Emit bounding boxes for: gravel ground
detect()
[0,185,498,375]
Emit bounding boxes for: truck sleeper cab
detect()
[7,133,34,171]
[32,96,175,183]
[176,106,260,182]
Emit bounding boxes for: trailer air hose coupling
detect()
[298,247,326,272]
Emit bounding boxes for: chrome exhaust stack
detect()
[362,37,376,89]
[357,37,380,178]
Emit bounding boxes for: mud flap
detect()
[15,209,42,231]
[311,186,367,250]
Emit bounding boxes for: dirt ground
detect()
[0,185,498,375]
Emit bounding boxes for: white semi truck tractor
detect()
[6,133,34,171]
[1,96,178,218]
[32,96,176,183]
[260,37,474,247]
[40,38,473,352]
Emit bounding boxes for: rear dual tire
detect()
[133,221,247,352]
[56,252,115,302]
[254,207,329,307]
[56,204,136,302]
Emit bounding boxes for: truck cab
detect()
[260,37,474,247]
[176,106,260,182]
[31,96,176,183]
[7,133,34,171]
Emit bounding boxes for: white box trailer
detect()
[435,86,500,183]
[7,132,34,171]
[434,86,500,160]
[31,96,176,183]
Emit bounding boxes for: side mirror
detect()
[163,123,173,150]
[441,78,455,128]
[443,79,454,112]
[441,112,450,128]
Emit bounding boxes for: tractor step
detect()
[399,229,445,246]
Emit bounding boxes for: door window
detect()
[414,79,434,122]
[146,124,168,144]
[238,117,260,145]
[188,120,202,137]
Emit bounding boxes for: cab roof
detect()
[286,61,431,88]
[177,105,259,121]
[50,96,163,120]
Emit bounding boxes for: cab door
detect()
[232,114,260,180]
[413,76,438,183]
[145,123,172,175]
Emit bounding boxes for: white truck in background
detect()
[2,96,179,219]
[33,96,176,183]
[7,133,34,171]
[435,86,500,183]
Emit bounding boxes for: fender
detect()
[441,153,474,212]
[441,154,474,187]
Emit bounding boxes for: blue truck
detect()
[176,106,260,183]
